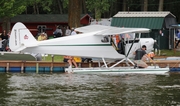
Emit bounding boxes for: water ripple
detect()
[0,73,179,105]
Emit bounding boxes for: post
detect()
[21,62,24,73]
[36,62,39,73]
[89,62,91,68]
[6,63,9,73]
[50,55,54,73]
[155,48,158,55]
[158,50,161,56]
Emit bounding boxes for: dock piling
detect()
[36,63,39,73]
[21,62,24,73]
[6,63,9,73]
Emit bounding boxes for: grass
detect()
[41,49,180,62]
[160,49,180,56]
[42,55,63,62]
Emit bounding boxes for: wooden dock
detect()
[0,59,180,73]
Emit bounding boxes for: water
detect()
[0,73,180,106]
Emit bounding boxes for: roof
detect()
[113,11,176,18]
[6,14,90,23]
[111,11,177,29]
[111,17,165,29]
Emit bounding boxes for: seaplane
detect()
[9,22,169,74]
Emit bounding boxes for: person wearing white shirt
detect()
[65,26,71,36]
[71,28,77,35]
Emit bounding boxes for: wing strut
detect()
[109,57,135,68]
[110,36,137,68]
[126,36,136,57]
[102,57,108,68]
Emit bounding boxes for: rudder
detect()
[9,22,37,52]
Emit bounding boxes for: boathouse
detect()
[0,14,91,37]
[111,11,177,49]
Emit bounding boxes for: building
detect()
[111,11,177,49]
[0,14,91,37]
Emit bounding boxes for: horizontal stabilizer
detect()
[14,46,26,52]
[13,43,38,52]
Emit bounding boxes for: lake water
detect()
[0,72,180,106]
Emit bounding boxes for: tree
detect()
[56,0,63,14]
[68,0,82,28]
[86,0,115,21]
[142,0,148,11]
[0,0,27,31]
[158,0,164,11]
[123,0,127,11]
[82,0,87,14]
[27,0,53,14]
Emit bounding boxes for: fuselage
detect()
[21,32,126,59]
[9,22,154,60]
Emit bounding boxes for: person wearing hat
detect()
[133,45,153,68]
[38,32,47,41]
[148,50,155,60]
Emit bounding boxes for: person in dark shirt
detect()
[0,30,8,40]
[133,45,152,68]
[53,26,62,38]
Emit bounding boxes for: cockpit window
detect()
[121,33,135,39]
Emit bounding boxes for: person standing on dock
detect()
[133,45,153,68]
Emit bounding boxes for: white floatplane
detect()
[9,22,169,74]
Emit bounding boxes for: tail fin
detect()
[9,22,38,52]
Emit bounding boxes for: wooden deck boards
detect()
[0,60,180,68]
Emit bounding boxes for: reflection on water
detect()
[0,73,180,106]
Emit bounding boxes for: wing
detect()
[75,24,150,36]
[75,25,112,33]
[95,27,150,36]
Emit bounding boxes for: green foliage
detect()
[28,0,41,5]
[41,0,53,12]
[62,0,69,9]
[85,0,115,20]
[0,0,27,18]
[86,0,109,12]
[27,0,53,13]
